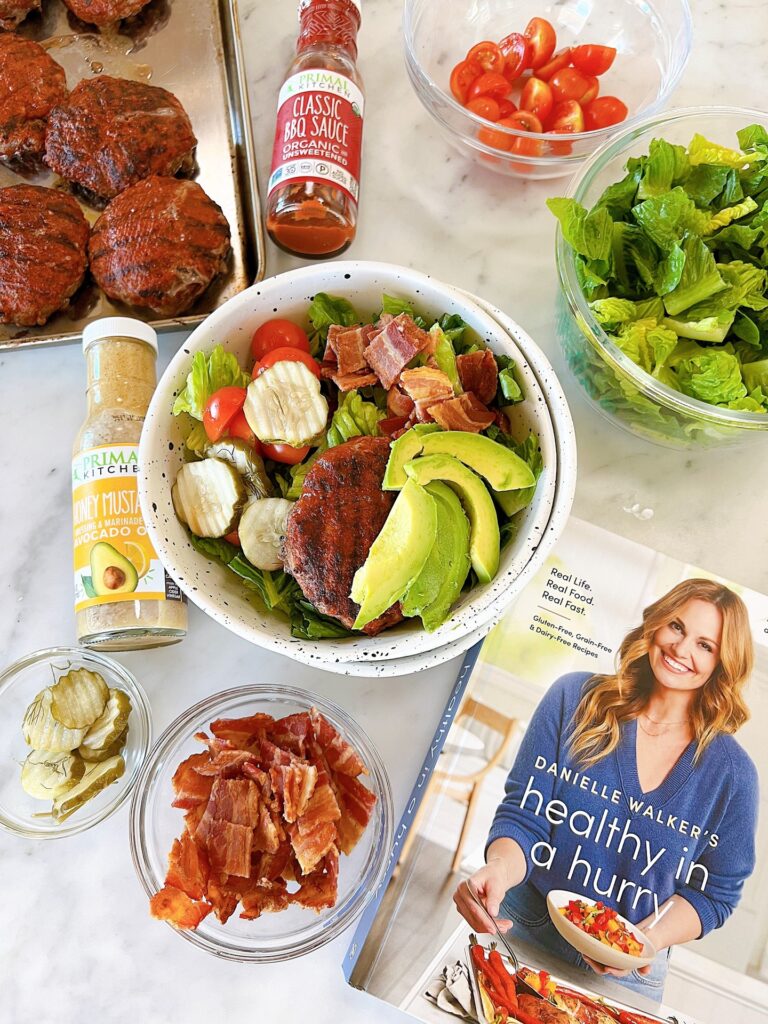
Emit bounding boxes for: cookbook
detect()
[344,517,768,1024]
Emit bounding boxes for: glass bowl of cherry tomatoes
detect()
[403,0,692,179]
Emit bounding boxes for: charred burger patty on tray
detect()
[0,34,68,165]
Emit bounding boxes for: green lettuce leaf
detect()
[733,312,761,346]
[547,197,613,260]
[613,319,678,376]
[172,345,250,419]
[184,421,212,455]
[663,233,727,316]
[653,242,686,296]
[632,187,698,251]
[285,445,325,499]
[308,292,358,339]
[495,355,524,403]
[611,222,659,294]
[688,133,759,169]
[684,164,731,206]
[430,324,461,393]
[637,139,689,200]
[326,390,385,447]
[701,197,759,234]
[743,359,768,393]
[737,124,768,153]
[594,163,643,219]
[380,294,415,317]
[674,348,747,404]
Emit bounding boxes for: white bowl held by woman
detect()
[547,889,656,970]
[138,261,576,672]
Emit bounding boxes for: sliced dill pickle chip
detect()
[50,668,109,729]
[79,688,131,751]
[52,755,125,822]
[79,723,128,763]
[22,689,87,752]
[21,750,85,800]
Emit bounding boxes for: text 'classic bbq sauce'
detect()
[266,0,364,259]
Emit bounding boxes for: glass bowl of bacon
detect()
[129,684,393,961]
[403,0,692,179]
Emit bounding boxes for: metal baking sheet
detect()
[2,0,265,350]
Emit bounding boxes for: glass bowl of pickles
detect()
[0,646,151,839]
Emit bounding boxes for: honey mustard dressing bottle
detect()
[72,317,187,650]
[266,0,364,258]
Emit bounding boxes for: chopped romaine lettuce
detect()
[172,345,250,419]
[326,390,385,448]
[429,324,461,393]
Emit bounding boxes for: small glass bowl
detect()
[555,106,768,449]
[129,684,394,962]
[403,0,692,180]
[0,647,151,839]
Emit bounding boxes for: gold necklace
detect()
[638,715,689,737]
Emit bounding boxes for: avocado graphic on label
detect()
[90,542,139,596]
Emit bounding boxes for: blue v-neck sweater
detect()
[487,672,758,936]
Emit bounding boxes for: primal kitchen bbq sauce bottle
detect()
[266,0,364,259]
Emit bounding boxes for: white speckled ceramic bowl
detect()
[138,262,576,674]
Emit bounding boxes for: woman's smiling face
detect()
[648,598,723,692]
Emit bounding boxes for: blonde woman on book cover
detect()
[454,579,759,1002]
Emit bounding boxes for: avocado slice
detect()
[419,431,535,491]
[90,542,139,596]
[350,478,438,630]
[404,454,500,584]
[402,482,471,631]
[382,424,442,491]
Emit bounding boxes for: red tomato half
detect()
[580,75,600,104]
[524,17,557,70]
[261,442,311,465]
[498,32,530,79]
[478,117,515,151]
[250,319,310,361]
[450,59,482,104]
[584,96,628,130]
[467,71,511,101]
[507,110,543,133]
[497,98,518,118]
[466,40,505,73]
[549,67,590,103]
[537,47,572,80]
[520,77,554,124]
[550,99,585,133]
[253,347,322,378]
[467,96,501,120]
[570,44,617,76]
[202,386,247,443]
[226,409,260,448]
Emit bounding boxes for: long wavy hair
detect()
[569,579,753,768]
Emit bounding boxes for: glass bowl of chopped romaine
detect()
[0,647,151,839]
[553,107,768,447]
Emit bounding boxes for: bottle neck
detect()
[297,0,360,61]
[85,338,157,415]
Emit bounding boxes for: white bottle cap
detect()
[82,317,158,354]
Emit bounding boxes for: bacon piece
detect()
[309,708,368,776]
[194,748,253,777]
[289,819,337,875]
[204,777,261,826]
[326,324,368,375]
[334,772,377,855]
[242,761,271,795]
[292,846,339,911]
[184,802,207,836]
[254,801,283,854]
[166,832,210,900]
[331,369,380,392]
[206,819,252,877]
[456,349,498,404]
[205,877,239,924]
[171,751,214,810]
[493,408,511,434]
[427,392,495,433]
[320,361,337,380]
[387,383,414,419]
[150,885,212,929]
[270,761,318,823]
[399,366,455,421]
[364,313,430,389]
[268,712,311,756]
[210,713,274,748]
[239,879,291,920]
[255,737,294,769]
[254,842,292,882]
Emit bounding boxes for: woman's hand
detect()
[452,860,514,933]
[581,953,652,977]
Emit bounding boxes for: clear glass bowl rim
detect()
[556,104,768,431]
[0,645,152,840]
[402,0,693,161]
[129,682,395,963]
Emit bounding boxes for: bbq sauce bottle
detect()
[266,0,364,259]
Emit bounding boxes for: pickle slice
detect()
[79,724,128,763]
[50,668,109,729]
[21,750,85,800]
[52,755,125,822]
[79,688,131,753]
[23,689,88,752]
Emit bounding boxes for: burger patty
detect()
[0,34,68,164]
[0,0,40,30]
[88,176,231,316]
[0,184,89,326]
[45,75,197,202]
[283,436,404,636]
[61,0,151,25]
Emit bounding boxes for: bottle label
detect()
[72,443,182,613]
[268,70,364,204]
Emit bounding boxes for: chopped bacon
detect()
[252,800,282,854]
[289,819,337,876]
[333,773,377,855]
[206,819,252,877]
[166,832,210,900]
[493,408,511,435]
[254,737,294,769]
[254,842,292,882]
[240,879,291,920]
[320,361,337,381]
[270,761,318,823]
[150,885,212,929]
[364,313,430,389]
[326,324,368,375]
[456,349,498,404]
[427,391,495,432]
[210,713,274,748]
[171,751,214,810]
[387,383,415,419]
[206,777,261,827]
[292,846,340,910]
[309,709,367,776]
[242,761,271,795]
[184,802,207,836]
[268,712,311,757]
[399,366,455,421]
[331,369,380,392]
[194,748,253,777]
[205,878,238,924]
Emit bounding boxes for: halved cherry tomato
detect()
[537,47,572,80]
[570,44,617,76]
[507,110,543,133]
[261,442,311,465]
[467,71,511,101]
[549,67,590,103]
[520,77,553,124]
[224,530,240,546]
[253,347,322,378]
[466,40,504,73]
[467,96,501,120]
[478,117,516,151]
[550,129,575,156]
[498,32,530,79]
[450,59,482,104]
[550,99,585,133]
[524,17,556,70]
[510,133,545,171]
[580,75,600,104]
[378,415,409,437]
[226,409,261,449]
[250,319,310,361]
[202,386,247,443]
[584,95,628,130]
[497,98,518,118]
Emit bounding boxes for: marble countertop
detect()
[2,1,767,1022]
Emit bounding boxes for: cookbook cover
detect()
[345,518,768,1024]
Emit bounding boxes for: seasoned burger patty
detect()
[0,184,89,326]
[0,34,68,164]
[89,176,231,316]
[0,0,40,30]
[45,75,197,202]
[516,996,574,1024]
[62,0,151,25]
[283,436,404,636]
